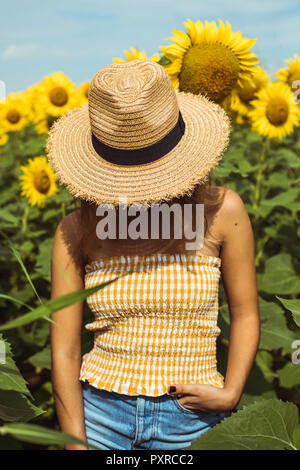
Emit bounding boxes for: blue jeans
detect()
[82,382,225,450]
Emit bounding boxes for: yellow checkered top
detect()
[79,253,224,396]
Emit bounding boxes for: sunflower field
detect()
[0,19,300,450]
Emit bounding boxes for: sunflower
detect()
[249,82,299,139]
[231,66,270,121]
[78,81,90,105]
[32,113,52,135]
[0,130,8,146]
[25,84,54,135]
[113,47,160,63]
[33,72,80,118]
[276,55,300,111]
[0,92,31,132]
[276,55,300,88]
[20,156,58,207]
[160,19,258,103]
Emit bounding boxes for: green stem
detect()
[21,206,29,236]
[254,139,269,211]
[255,234,269,267]
[20,206,29,251]
[61,202,66,219]
[253,139,269,267]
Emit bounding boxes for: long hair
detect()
[76,177,226,264]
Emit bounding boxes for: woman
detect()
[48,60,260,450]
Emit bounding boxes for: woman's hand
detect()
[167,384,240,412]
[65,443,88,451]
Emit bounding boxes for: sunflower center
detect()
[49,87,68,107]
[34,170,51,194]
[238,84,258,103]
[179,43,240,103]
[6,109,21,124]
[266,97,289,126]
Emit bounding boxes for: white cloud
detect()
[1,0,300,92]
[48,47,73,59]
[2,44,39,60]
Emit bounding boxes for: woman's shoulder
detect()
[53,209,84,267]
[206,185,246,211]
[56,209,81,234]
[207,186,249,241]
[218,186,246,212]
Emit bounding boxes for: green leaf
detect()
[188,399,299,450]
[263,225,278,239]
[42,208,60,223]
[0,279,117,331]
[0,294,33,310]
[237,361,276,408]
[0,334,30,395]
[259,297,297,350]
[219,299,296,350]
[19,319,50,349]
[213,162,240,178]
[0,232,42,304]
[0,185,20,206]
[294,423,300,450]
[245,130,262,144]
[0,209,18,226]
[22,135,47,157]
[278,362,300,388]
[261,188,299,208]
[6,286,35,307]
[218,304,230,340]
[47,189,73,204]
[27,230,47,239]
[158,55,171,66]
[289,202,300,212]
[255,350,278,383]
[0,423,100,449]
[0,390,44,422]
[20,240,34,256]
[265,172,292,190]
[272,148,300,168]
[27,345,51,370]
[237,160,259,176]
[34,238,53,282]
[246,204,273,218]
[258,254,300,295]
[277,297,300,327]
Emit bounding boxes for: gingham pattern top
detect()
[79,253,224,396]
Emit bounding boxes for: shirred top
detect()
[79,253,224,396]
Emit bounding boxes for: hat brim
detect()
[46,92,230,206]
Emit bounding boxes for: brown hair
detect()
[76,177,226,265]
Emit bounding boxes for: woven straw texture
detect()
[46,60,230,206]
[79,253,224,396]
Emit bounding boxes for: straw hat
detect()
[46,60,230,207]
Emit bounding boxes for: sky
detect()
[1,0,300,94]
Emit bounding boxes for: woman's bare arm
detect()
[219,188,260,403]
[50,213,87,450]
[168,188,260,411]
